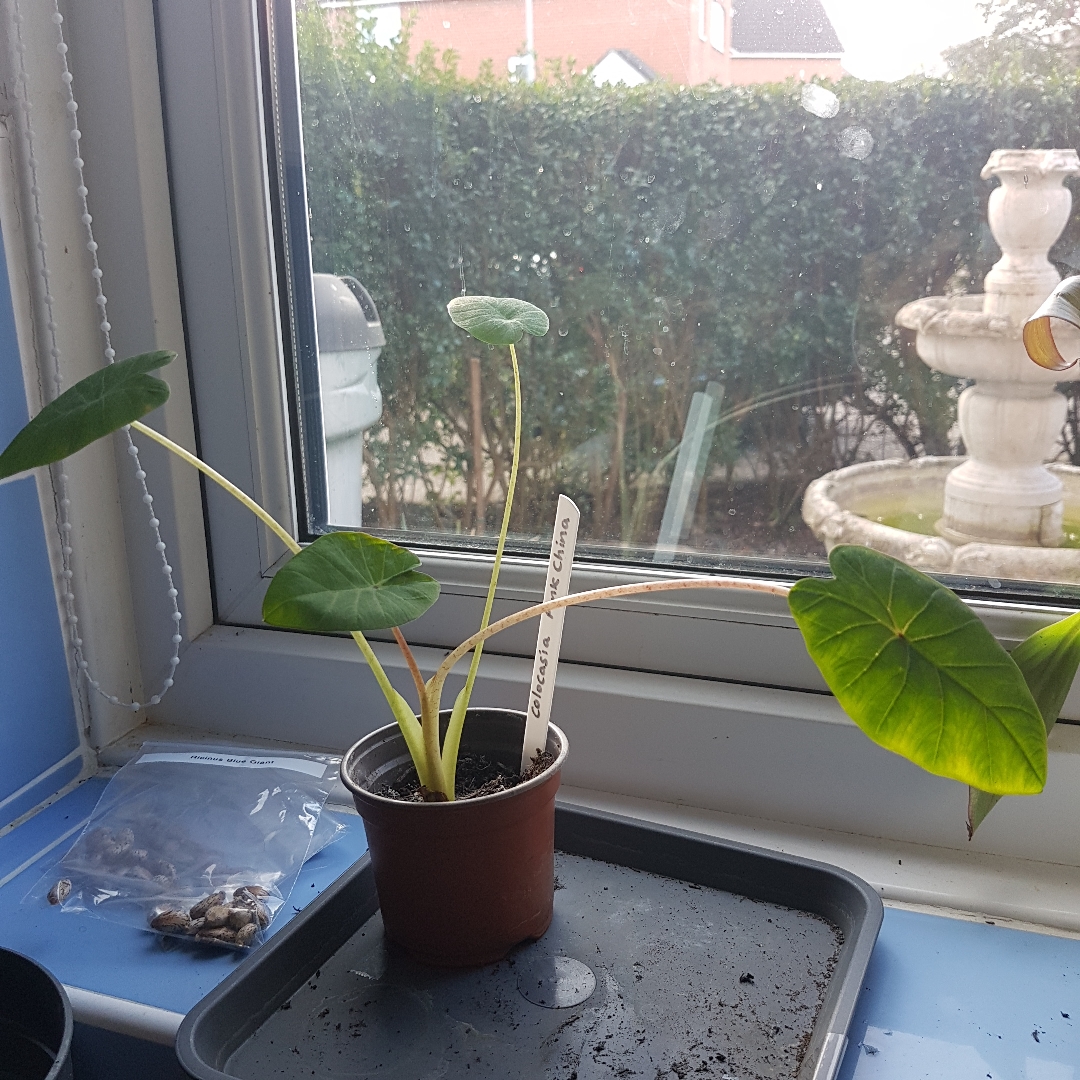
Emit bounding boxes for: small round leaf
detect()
[447,295,549,345]
[263,532,440,632]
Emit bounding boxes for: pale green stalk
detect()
[133,420,301,557]
[128,420,433,784]
[437,341,522,796]
[426,577,792,712]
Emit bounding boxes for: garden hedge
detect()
[298,8,1080,556]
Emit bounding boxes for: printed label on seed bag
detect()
[135,751,330,777]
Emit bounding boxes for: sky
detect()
[820,0,994,81]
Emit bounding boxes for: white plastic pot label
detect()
[522,495,579,773]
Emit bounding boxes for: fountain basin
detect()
[802,457,1080,584]
[896,294,1066,387]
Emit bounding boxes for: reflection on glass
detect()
[295,0,1080,589]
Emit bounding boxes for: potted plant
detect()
[3,293,1079,966]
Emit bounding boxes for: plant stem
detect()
[440,340,522,789]
[128,420,418,771]
[132,420,302,558]
[392,626,426,705]
[428,576,791,708]
[347,627,429,786]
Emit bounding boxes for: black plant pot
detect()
[0,947,73,1080]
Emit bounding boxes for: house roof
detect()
[592,49,657,84]
[731,0,844,56]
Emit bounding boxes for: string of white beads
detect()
[10,0,182,712]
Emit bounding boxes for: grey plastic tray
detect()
[176,805,882,1080]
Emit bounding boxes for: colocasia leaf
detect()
[447,295,549,345]
[968,610,1080,836]
[0,351,173,480]
[1024,275,1080,371]
[789,545,1047,796]
[262,531,440,632]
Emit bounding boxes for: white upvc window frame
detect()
[7,0,1080,927]
[709,0,725,52]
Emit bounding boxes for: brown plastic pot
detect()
[341,708,567,967]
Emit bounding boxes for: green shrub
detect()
[297,7,1080,555]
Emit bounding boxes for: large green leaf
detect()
[262,531,439,632]
[968,610,1080,836]
[0,351,173,480]
[447,295,549,345]
[789,546,1047,795]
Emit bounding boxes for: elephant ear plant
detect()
[3,296,1080,835]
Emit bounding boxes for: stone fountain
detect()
[803,148,1080,584]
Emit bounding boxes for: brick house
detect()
[327,0,845,85]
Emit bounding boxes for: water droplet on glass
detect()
[558,328,568,337]
[403,223,411,232]
[662,325,669,333]
[800,83,839,119]
[837,126,874,161]
[653,347,663,355]
[563,230,572,237]
[646,175,656,184]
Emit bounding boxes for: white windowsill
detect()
[102,713,1080,937]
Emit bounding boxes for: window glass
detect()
[287,0,1080,596]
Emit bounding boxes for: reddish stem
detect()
[392,626,426,710]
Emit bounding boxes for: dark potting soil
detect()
[228,852,842,1080]
[376,749,556,802]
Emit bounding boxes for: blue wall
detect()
[0,227,82,829]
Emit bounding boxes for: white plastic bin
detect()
[312,274,384,526]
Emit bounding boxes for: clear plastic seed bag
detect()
[26,742,341,949]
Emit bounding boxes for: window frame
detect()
[10,0,1080,904]
[162,0,1080,706]
[709,0,725,52]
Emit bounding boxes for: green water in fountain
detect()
[856,492,942,537]
[859,495,1080,548]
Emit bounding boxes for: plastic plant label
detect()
[522,495,580,772]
